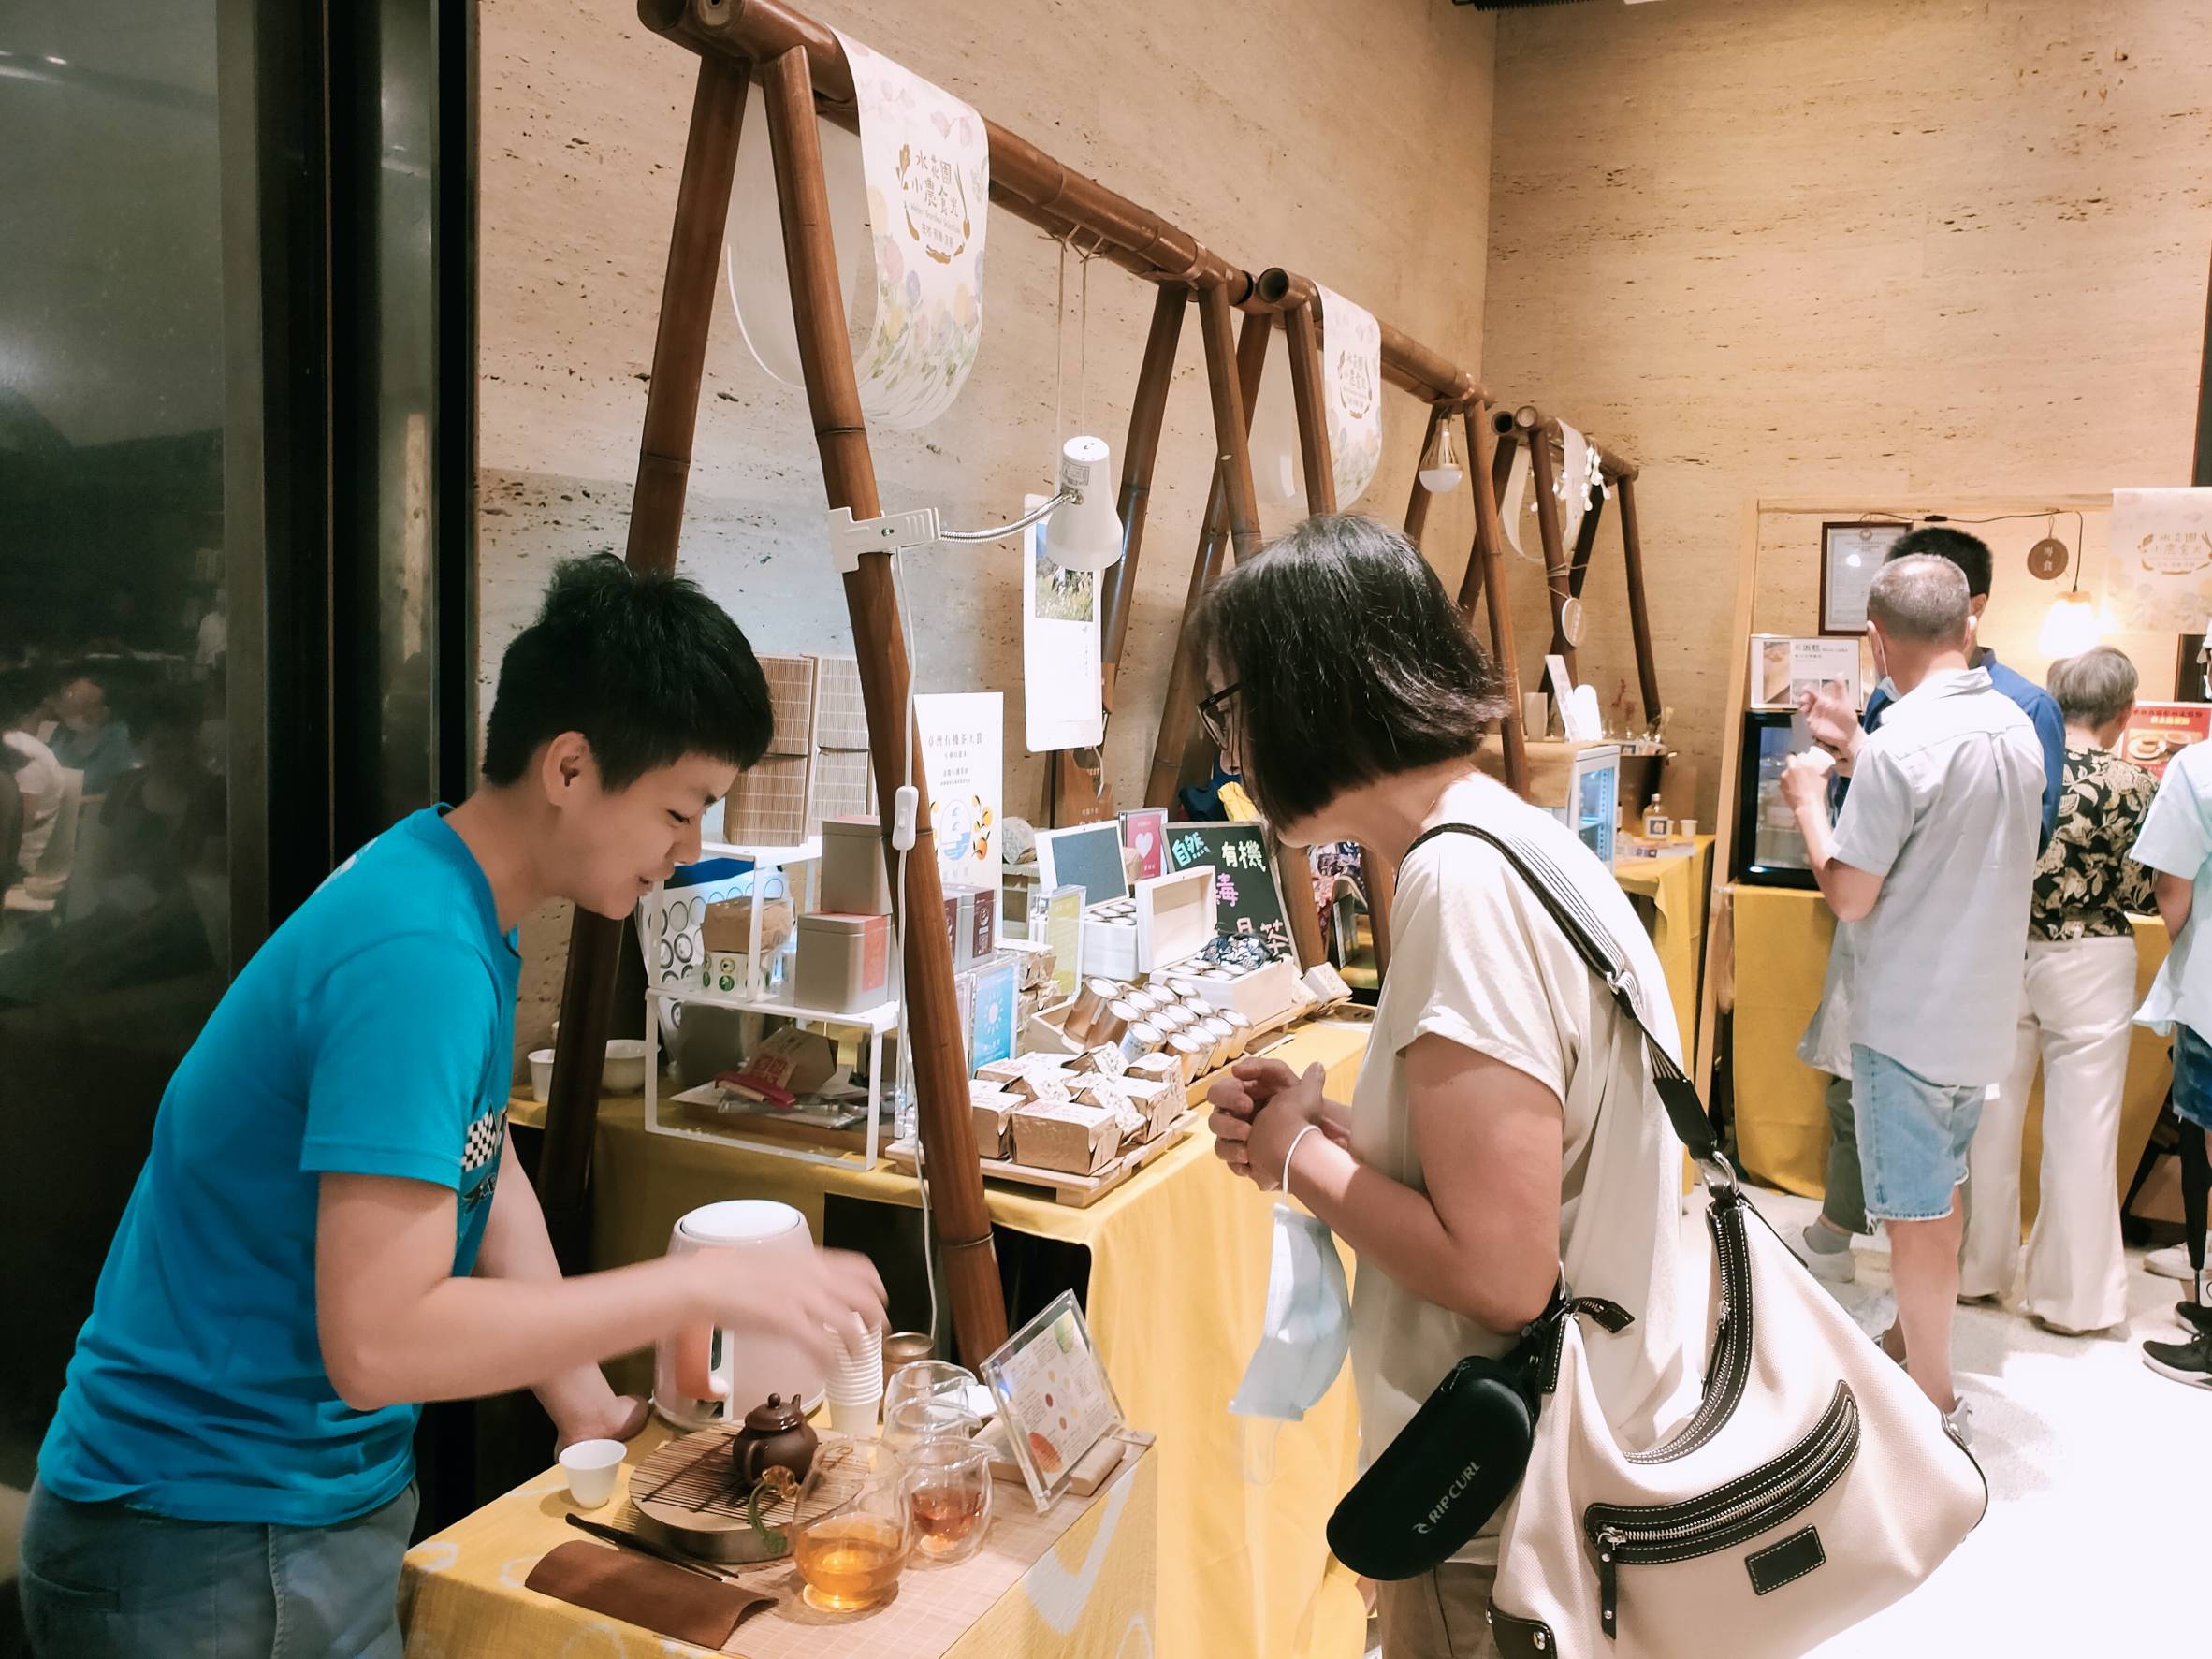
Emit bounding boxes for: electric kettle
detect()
[650,1200,828,1430]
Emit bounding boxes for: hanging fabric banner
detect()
[2109,488,2212,631]
[835,30,989,429]
[722,32,988,429]
[1558,421,1592,548]
[1315,284,1383,507]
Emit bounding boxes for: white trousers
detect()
[1959,935,2134,1331]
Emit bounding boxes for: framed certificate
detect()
[1820,522,1909,634]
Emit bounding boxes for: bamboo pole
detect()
[1616,473,1663,727]
[1517,410,1578,675]
[762,45,1005,1367]
[640,0,1233,290]
[1276,296,1398,976]
[1047,284,1187,825]
[1282,300,1334,517]
[1466,407,1529,794]
[538,55,749,1265]
[1142,307,1269,814]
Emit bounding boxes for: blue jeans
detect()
[2174,1024,2212,1133]
[1851,1044,1986,1223]
[18,1479,416,1658]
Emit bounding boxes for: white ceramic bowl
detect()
[529,1048,555,1103]
[601,1039,648,1094]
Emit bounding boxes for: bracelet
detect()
[1280,1122,1324,1196]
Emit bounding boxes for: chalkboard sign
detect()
[1164,822,1295,961]
[1036,822,1129,909]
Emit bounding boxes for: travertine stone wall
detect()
[480,0,1500,1043]
[1485,0,2212,815]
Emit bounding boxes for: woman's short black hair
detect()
[481,554,774,791]
[1187,514,1510,825]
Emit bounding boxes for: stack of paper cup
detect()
[825,1322,885,1437]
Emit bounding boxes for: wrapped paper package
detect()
[1011,1101,1122,1175]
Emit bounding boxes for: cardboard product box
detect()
[969,888,998,961]
[971,1093,1020,1159]
[1114,1075,1180,1140]
[1127,1052,1181,1088]
[975,1057,1032,1089]
[727,1026,841,1102]
[1011,1101,1122,1175]
[942,884,985,972]
[821,816,893,916]
[792,911,891,1014]
[1011,1069,1071,1105]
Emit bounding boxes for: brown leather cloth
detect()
[524,1540,772,1649]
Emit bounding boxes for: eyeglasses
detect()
[1198,683,1240,751]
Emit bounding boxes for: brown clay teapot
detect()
[730,1393,818,1486]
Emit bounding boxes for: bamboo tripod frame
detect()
[1489,405,1661,727]
[546,0,1495,1363]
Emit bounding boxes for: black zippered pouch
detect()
[1327,1289,1634,1581]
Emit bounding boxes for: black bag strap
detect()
[1404,822,1732,1188]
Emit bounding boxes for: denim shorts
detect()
[2175,1024,2212,1134]
[18,1478,415,1658]
[1850,1044,1986,1223]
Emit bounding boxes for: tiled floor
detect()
[1365,1186,2204,1658]
[1727,1187,2200,1653]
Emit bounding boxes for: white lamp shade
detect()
[1418,420,1462,493]
[2036,590,2102,659]
[1044,435,1125,572]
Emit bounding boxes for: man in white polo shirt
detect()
[1778,555,2043,1437]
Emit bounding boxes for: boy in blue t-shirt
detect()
[20,557,888,1655]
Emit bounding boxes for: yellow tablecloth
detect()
[400,1428,1157,1658]
[509,1015,1375,1659]
[1614,837,1715,1057]
[1727,886,2171,1214]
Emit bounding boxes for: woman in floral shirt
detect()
[1961,646,2155,1332]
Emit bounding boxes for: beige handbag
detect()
[1409,826,1988,1659]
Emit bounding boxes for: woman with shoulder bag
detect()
[1199,516,1693,1658]
[1201,516,1986,1659]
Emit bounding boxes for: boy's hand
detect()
[685,1245,887,1364]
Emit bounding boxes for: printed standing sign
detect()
[1036,884,1084,1002]
[2120,702,2212,781]
[1164,821,1295,961]
[1316,283,1383,506]
[1119,808,1169,881]
[1022,498,1104,752]
[2109,488,2212,632]
[914,692,1002,921]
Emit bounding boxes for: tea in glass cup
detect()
[901,1438,994,1565]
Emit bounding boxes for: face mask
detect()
[1230,1126,1351,1423]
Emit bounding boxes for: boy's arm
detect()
[315,1172,884,1412]
[473,1128,648,1446]
[2130,758,2212,943]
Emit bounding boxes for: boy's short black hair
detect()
[481,555,774,791]
[1886,526,1993,597]
[1187,514,1510,826]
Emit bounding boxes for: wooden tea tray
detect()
[625,1424,869,1564]
[885,1111,1198,1208]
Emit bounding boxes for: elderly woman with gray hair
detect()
[1959,645,2156,1333]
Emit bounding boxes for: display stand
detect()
[546,0,1339,1366]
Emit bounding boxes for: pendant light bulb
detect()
[1043,435,1124,572]
[2036,589,2101,659]
[1419,420,1463,494]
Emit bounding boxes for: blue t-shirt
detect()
[1845,647,2066,849]
[38,808,520,1525]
